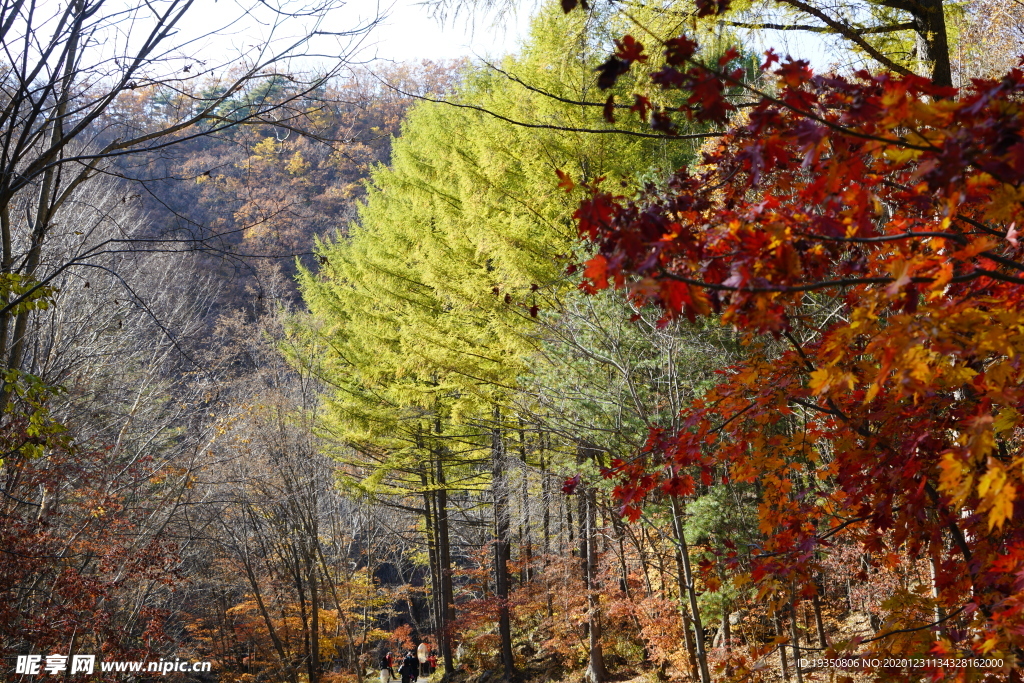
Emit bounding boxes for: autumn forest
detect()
[2,1,1023,682]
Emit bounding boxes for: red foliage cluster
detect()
[0,399,181,676]
[573,30,1024,674]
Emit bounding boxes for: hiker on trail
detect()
[380,651,395,682]
[398,650,419,683]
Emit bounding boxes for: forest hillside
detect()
[1,1,1023,683]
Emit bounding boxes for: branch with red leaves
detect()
[562,16,1024,674]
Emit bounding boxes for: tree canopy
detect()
[570,0,1024,674]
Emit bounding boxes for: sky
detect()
[357,1,836,69]
[175,0,533,70]
[352,0,533,63]
[21,0,842,83]
[258,0,831,70]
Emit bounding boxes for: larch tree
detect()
[292,3,713,680]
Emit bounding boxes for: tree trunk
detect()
[788,600,803,683]
[583,486,606,683]
[775,612,790,682]
[541,446,550,556]
[239,541,300,683]
[929,552,947,634]
[670,497,710,683]
[518,421,531,584]
[910,0,952,87]
[0,205,12,368]
[435,455,456,676]
[540,447,553,619]
[491,417,516,681]
[308,549,320,683]
[566,495,574,550]
[421,464,443,642]
[812,590,828,647]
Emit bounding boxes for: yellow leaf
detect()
[943,365,978,387]
[986,361,1017,390]
[883,147,921,164]
[808,367,832,395]
[993,407,1020,434]
[938,452,971,507]
[864,379,881,404]
[987,483,1015,531]
[977,461,1006,500]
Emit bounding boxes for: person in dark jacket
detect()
[380,651,395,681]
[398,651,419,683]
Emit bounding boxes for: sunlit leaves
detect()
[573,29,1024,669]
